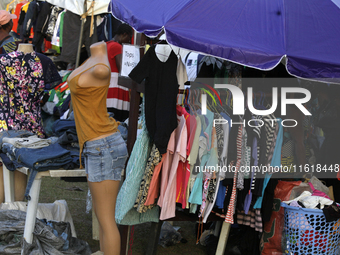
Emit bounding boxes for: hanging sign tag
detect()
[121,44,140,77]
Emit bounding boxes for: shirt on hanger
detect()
[159,115,187,220]
[129,45,179,154]
[0,51,61,136]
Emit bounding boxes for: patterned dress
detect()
[0,51,61,137]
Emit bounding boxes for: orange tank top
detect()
[68,63,119,168]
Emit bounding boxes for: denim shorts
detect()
[83,132,128,182]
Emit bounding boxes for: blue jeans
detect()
[14,143,73,199]
[118,123,128,142]
[0,153,25,171]
[52,120,76,137]
[15,143,71,170]
[83,132,128,182]
[57,129,78,145]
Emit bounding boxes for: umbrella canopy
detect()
[110,0,340,83]
[46,0,110,16]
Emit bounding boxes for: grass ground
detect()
[39,176,207,255]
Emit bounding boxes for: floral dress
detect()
[0,51,61,137]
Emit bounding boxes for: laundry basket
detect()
[281,203,340,255]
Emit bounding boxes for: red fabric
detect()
[44,39,51,51]
[106,41,122,73]
[130,32,134,45]
[261,180,302,255]
[12,1,28,33]
[176,161,186,206]
[107,87,130,101]
[54,81,67,90]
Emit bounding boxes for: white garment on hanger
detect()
[183,52,199,81]
[155,44,187,88]
[177,59,188,89]
[51,10,65,47]
[155,44,172,62]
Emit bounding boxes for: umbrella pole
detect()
[216,222,231,255]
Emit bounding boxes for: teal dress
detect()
[188,110,214,212]
[115,100,160,225]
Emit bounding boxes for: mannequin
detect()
[68,41,128,255]
[68,41,111,88]
[17,43,34,53]
[0,40,61,204]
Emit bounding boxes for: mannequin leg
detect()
[88,179,120,255]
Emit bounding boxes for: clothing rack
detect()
[116,35,238,254]
[117,78,233,255]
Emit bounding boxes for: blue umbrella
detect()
[110,0,340,82]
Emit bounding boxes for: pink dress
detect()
[159,115,187,220]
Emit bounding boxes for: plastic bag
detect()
[0,200,77,237]
[289,182,312,200]
[309,176,329,195]
[158,222,182,248]
[0,210,91,255]
[260,180,301,255]
[22,219,91,255]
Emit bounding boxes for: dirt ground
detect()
[39,176,208,255]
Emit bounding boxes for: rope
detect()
[80,0,95,37]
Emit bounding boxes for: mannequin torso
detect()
[68,41,111,88]
[68,41,114,142]
[17,43,34,54]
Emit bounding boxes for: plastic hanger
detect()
[201,88,217,106]
[197,82,222,106]
[203,88,221,114]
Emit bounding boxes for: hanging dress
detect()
[115,99,160,225]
